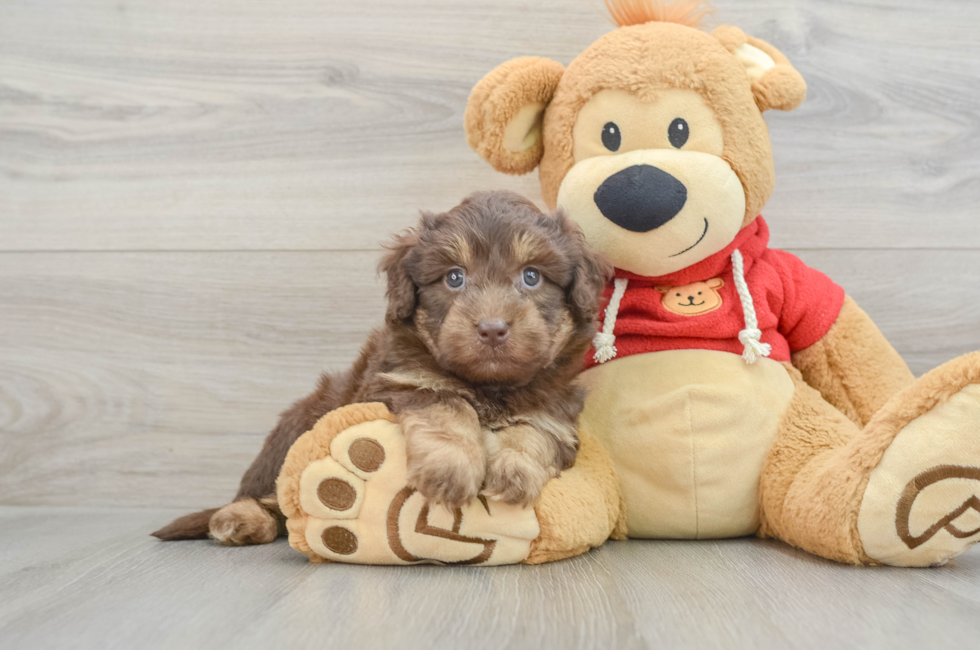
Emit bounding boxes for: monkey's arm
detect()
[791,296,915,427]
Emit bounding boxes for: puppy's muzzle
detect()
[477,319,510,349]
[593,164,688,233]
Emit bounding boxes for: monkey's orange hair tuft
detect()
[604,0,714,29]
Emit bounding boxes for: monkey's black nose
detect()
[593,165,688,233]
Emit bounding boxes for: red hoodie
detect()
[584,217,845,371]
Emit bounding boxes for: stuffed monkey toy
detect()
[278,0,980,567]
[463,0,980,566]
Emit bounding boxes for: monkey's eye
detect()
[668,118,690,149]
[698,291,702,295]
[676,293,682,297]
[522,267,541,288]
[445,268,465,289]
[601,122,621,152]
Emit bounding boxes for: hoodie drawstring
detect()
[592,278,628,364]
[591,250,771,366]
[730,249,771,364]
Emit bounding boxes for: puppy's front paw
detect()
[406,443,486,509]
[209,499,278,546]
[482,449,553,508]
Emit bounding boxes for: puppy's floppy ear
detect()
[465,57,564,175]
[555,211,613,324]
[379,227,420,324]
[713,26,807,112]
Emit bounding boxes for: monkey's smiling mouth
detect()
[679,300,706,307]
[669,218,709,258]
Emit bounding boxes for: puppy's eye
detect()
[522,267,541,288]
[445,268,465,289]
[668,118,689,149]
[601,122,621,152]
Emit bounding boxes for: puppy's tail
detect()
[151,507,219,541]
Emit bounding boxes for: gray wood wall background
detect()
[2,0,978,511]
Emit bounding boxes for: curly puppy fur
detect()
[152,190,610,545]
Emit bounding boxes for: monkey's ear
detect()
[378,228,420,324]
[465,57,565,175]
[713,26,807,112]
[655,286,672,295]
[707,278,725,289]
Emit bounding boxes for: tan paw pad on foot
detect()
[279,404,540,566]
[859,384,980,566]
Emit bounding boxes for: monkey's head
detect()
[465,0,806,277]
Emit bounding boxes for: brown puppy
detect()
[153,190,610,546]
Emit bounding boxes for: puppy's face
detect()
[381,191,610,385]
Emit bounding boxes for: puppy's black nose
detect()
[477,319,510,348]
[593,165,688,233]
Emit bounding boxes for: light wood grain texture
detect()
[1,249,977,509]
[1,507,979,650]
[1,0,979,251]
[0,251,386,508]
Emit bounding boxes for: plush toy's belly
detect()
[578,350,795,539]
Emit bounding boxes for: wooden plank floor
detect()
[1,507,979,650]
[2,0,980,646]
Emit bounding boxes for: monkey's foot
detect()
[277,403,539,565]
